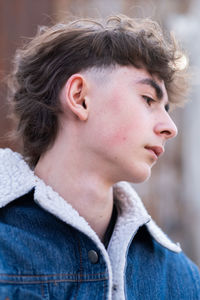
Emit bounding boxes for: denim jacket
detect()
[0,148,200,300]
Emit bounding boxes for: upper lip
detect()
[145,145,164,157]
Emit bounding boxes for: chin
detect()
[129,167,152,183]
[115,162,152,184]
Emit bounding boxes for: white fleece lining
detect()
[109,182,151,299]
[34,177,113,299]
[0,149,36,207]
[0,148,182,300]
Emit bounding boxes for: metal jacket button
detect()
[88,250,99,264]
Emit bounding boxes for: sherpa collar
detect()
[0,148,181,300]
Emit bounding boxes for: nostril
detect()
[154,119,178,139]
[161,126,177,138]
[161,129,171,136]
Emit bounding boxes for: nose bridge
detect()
[156,111,178,139]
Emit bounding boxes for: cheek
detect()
[94,104,130,146]
[108,115,150,148]
[109,126,130,144]
[103,122,139,147]
[93,92,147,146]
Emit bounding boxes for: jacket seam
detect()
[0,278,108,284]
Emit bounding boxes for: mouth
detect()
[145,145,164,159]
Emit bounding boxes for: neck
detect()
[34,144,114,241]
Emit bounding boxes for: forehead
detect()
[113,66,167,96]
[86,66,168,101]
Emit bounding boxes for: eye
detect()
[142,95,155,106]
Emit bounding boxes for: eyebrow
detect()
[137,78,164,100]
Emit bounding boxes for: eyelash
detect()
[143,96,170,112]
[143,96,155,105]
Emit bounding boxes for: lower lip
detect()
[145,148,158,160]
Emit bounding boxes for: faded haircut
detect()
[8,14,189,167]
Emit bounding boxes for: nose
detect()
[154,114,178,140]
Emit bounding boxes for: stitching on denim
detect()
[73,237,82,300]
[0,278,107,284]
[0,272,107,277]
[77,236,83,281]
[103,279,106,300]
[73,281,79,300]
[46,283,50,300]
[41,283,44,297]
[41,283,49,299]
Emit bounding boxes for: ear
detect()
[62,74,89,121]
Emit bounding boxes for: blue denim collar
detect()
[0,148,182,300]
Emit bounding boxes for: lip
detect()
[145,145,164,159]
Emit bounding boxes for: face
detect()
[83,66,177,184]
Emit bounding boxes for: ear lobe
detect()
[64,74,89,121]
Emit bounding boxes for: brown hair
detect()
[8,14,189,168]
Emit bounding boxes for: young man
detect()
[0,15,200,299]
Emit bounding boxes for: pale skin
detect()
[34,66,177,241]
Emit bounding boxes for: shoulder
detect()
[155,236,200,297]
[0,190,78,275]
[0,189,66,233]
[129,225,200,298]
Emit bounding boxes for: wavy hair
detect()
[8,14,189,167]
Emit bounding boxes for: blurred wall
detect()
[0,0,54,149]
[0,0,199,266]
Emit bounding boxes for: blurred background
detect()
[0,0,200,267]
